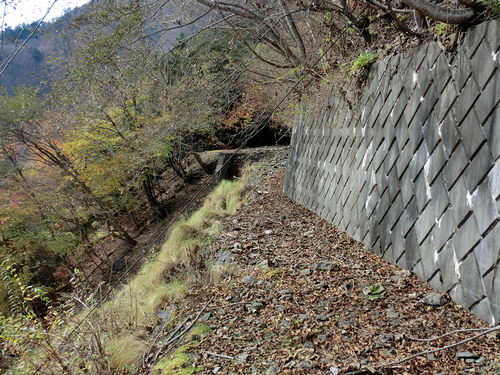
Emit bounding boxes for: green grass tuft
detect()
[153,341,203,375]
[107,334,148,370]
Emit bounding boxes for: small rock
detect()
[316,300,330,312]
[300,268,313,276]
[233,242,241,250]
[303,341,314,349]
[457,351,479,360]
[217,250,234,263]
[199,312,212,321]
[237,353,249,362]
[212,366,221,374]
[276,304,285,312]
[300,360,314,369]
[341,282,354,291]
[420,292,449,306]
[242,275,257,284]
[264,229,273,235]
[330,367,341,375]
[303,230,314,237]
[316,314,328,321]
[374,333,395,349]
[249,302,265,312]
[385,307,400,319]
[297,313,308,321]
[255,259,270,269]
[315,261,339,271]
[317,334,328,341]
[265,365,279,374]
[280,320,292,328]
[156,309,174,321]
[408,292,418,299]
[389,274,403,283]
[337,320,349,328]
[316,281,329,289]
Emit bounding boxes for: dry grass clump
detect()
[89,167,254,372]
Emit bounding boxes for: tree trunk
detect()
[169,156,190,183]
[143,176,168,219]
[192,152,212,175]
[401,0,475,24]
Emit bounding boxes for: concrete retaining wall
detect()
[284,19,500,324]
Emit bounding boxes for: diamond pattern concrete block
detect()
[415,201,436,245]
[439,241,460,292]
[471,183,498,235]
[470,297,495,325]
[463,144,494,192]
[454,76,481,126]
[453,214,481,261]
[400,170,414,206]
[434,208,456,252]
[485,19,500,53]
[428,271,444,292]
[428,143,448,184]
[475,222,500,278]
[437,81,458,122]
[440,111,461,157]
[405,228,420,270]
[434,54,452,94]
[413,260,425,280]
[466,22,487,58]
[459,253,485,308]
[487,161,500,201]
[431,174,449,219]
[409,141,429,180]
[414,172,431,212]
[449,176,472,226]
[484,106,500,160]
[449,283,466,308]
[476,74,500,128]
[423,110,440,153]
[419,233,439,281]
[490,271,500,323]
[401,197,418,236]
[443,144,468,189]
[396,143,413,178]
[454,55,472,92]
[387,166,400,201]
[470,39,498,89]
[459,109,486,159]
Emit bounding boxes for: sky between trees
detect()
[2,0,88,27]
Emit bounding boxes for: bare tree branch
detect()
[0,0,58,76]
[279,0,306,61]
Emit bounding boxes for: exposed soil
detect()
[161,151,499,375]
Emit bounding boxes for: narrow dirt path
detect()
[172,156,499,375]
